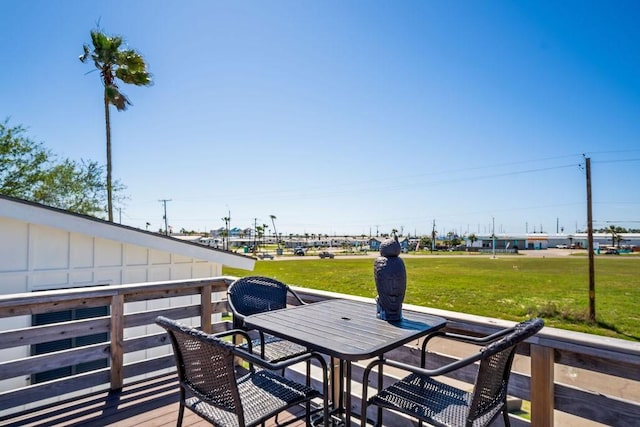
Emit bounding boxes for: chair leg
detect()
[305,360,312,426]
[177,403,185,427]
[376,361,384,427]
[177,388,185,427]
[502,405,511,426]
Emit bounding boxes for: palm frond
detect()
[105,85,130,111]
[115,50,152,86]
[79,44,91,63]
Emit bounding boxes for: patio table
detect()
[243,298,447,425]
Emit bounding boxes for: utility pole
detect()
[253,218,257,253]
[270,214,279,251]
[431,220,436,253]
[159,199,171,235]
[585,157,596,321]
[492,216,496,259]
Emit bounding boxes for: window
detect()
[31,306,109,384]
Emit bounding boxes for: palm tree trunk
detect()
[104,90,113,222]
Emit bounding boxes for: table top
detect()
[243,299,447,361]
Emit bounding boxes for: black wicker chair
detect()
[227,276,310,363]
[156,316,329,427]
[361,317,544,427]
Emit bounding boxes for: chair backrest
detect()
[155,316,246,425]
[467,318,544,423]
[227,276,289,325]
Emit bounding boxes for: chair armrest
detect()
[420,327,514,366]
[233,346,327,373]
[213,329,253,352]
[365,351,484,385]
[425,328,513,346]
[287,286,308,306]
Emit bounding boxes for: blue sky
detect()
[2,1,639,236]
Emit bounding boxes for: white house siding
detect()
[0,220,221,292]
[0,217,223,396]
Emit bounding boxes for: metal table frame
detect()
[244,299,447,425]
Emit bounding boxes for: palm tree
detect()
[262,224,269,246]
[255,225,264,253]
[80,29,152,221]
[607,225,618,247]
[270,215,279,248]
[222,216,230,250]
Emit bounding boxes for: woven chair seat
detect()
[185,369,320,427]
[241,335,309,363]
[362,318,544,427]
[370,373,501,427]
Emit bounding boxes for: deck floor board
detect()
[0,373,307,427]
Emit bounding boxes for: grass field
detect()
[223,256,640,341]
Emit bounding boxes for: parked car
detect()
[318,251,335,259]
[257,252,274,259]
[294,247,305,256]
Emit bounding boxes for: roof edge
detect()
[0,195,255,270]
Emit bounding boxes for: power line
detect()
[593,158,640,165]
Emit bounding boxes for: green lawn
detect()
[224,256,640,341]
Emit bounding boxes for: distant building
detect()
[369,237,409,252]
[468,232,640,251]
[551,233,640,249]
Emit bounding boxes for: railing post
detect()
[530,344,554,427]
[201,284,213,333]
[110,294,125,390]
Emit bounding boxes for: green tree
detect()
[33,159,111,215]
[1,120,120,216]
[0,121,48,198]
[607,225,625,248]
[607,225,616,247]
[419,236,432,250]
[222,216,230,250]
[80,29,151,222]
[468,233,478,247]
[255,225,265,253]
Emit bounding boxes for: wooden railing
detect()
[0,278,638,426]
[0,277,234,417]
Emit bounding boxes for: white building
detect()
[0,195,254,396]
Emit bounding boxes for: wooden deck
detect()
[0,373,308,427]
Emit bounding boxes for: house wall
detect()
[0,218,221,293]
[0,216,223,393]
